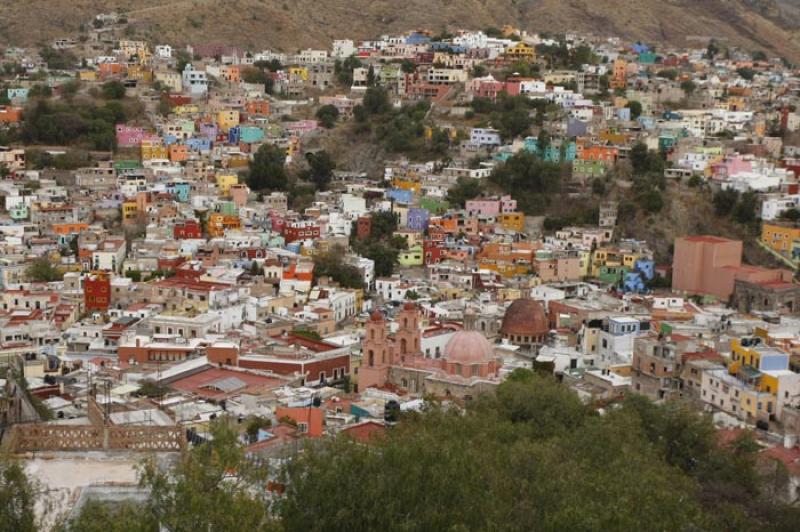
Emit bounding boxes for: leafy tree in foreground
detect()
[0,457,37,532]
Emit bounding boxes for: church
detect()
[358,303,504,399]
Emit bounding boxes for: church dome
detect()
[500,298,549,337]
[443,330,494,365]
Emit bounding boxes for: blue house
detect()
[387,188,413,205]
[186,137,212,152]
[167,182,192,202]
[7,88,28,102]
[406,33,430,45]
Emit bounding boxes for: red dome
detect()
[370,310,384,322]
[500,298,548,337]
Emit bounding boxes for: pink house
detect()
[116,125,147,148]
[465,195,517,217]
[711,156,753,181]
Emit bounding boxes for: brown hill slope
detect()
[2,0,800,60]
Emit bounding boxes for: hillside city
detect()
[4,10,800,531]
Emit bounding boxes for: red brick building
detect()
[84,271,111,312]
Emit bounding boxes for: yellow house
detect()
[288,66,308,81]
[215,173,239,195]
[141,139,168,160]
[121,200,138,222]
[738,387,775,419]
[761,222,800,254]
[78,70,98,82]
[173,104,200,115]
[577,249,591,277]
[498,212,525,233]
[392,177,421,194]
[127,64,153,82]
[504,42,535,62]
[217,110,240,133]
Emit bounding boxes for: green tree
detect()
[101,80,126,99]
[61,500,156,532]
[0,457,37,532]
[681,80,697,95]
[247,144,288,191]
[713,188,739,216]
[733,190,758,225]
[315,104,340,128]
[139,421,279,531]
[241,66,268,85]
[736,67,756,81]
[446,176,484,207]
[626,100,643,119]
[304,150,336,191]
[362,86,390,115]
[26,257,63,282]
[490,151,562,213]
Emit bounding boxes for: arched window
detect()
[368,350,375,366]
[400,338,407,354]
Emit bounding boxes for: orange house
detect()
[0,106,22,123]
[578,145,619,164]
[429,216,458,235]
[169,144,189,162]
[274,406,324,437]
[245,100,270,116]
[52,222,89,236]
[98,63,126,80]
[220,65,242,83]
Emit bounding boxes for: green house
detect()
[398,244,424,267]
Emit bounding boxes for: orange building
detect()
[578,145,619,164]
[207,213,241,237]
[0,106,22,123]
[274,406,324,437]
[245,100,270,116]
[51,222,89,236]
[98,63,126,80]
[169,144,189,162]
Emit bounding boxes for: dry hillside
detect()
[3,0,800,60]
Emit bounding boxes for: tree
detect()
[315,104,340,128]
[637,188,664,213]
[61,500,156,532]
[138,421,279,531]
[313,245,365,289]
[680,80,696,95]
[490,151,561,213]
[304,150,336,191]
[0,458,37,532]
[366,65,376,87]
[362,86,390,115]
[736,67,756,81]
[713,188,739,216]
[247,144,288,191]
[241,66,268,85]
[733,190,758,225]
[752,50,768,62]
[101,80,126,99]
[400,59,416,74]
[626,100,643,120]
[279,371,710,531]
[26,257,63,282]
[446,176,483,207]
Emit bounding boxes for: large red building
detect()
[283,221,321,243]
[173,219,203,239]
[84,271,111,312]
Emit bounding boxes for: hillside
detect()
[3,0,800,61]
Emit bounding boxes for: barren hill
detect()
[3,0,800,60]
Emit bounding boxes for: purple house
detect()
[407,207,430,231]
[199,123,219,140]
